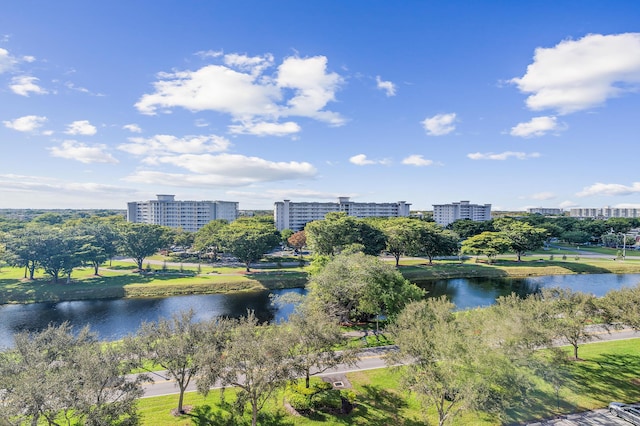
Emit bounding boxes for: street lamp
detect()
[618,232,629,260]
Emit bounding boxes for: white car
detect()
[609,402,640,425]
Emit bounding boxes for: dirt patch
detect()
[171,405,193,416]
[631,378,640,386]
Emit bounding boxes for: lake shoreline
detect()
[2,257,640,305]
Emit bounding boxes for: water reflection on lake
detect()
[1,274,639,348]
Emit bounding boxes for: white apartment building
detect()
[433,200,491,227]
[274,197,411,231]
[127,195,239,232]
[570,207,640,219]
[528,207,564,215]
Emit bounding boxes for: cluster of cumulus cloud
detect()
[3,33,640,202]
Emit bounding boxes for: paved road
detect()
[523,408,634,426]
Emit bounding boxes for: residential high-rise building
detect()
[570,207,640,219]
[528,207,564,215]
[432,200,491,227]
[274,197,411,231]
[127,194,238,232]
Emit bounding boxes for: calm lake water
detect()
[1,274,639,348]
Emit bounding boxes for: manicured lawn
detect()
[136,338,640,425]
[2,255,640,304]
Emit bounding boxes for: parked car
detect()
[609,402,640,425]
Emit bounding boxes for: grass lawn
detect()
[2,254,640,304]
[136,338,640,426]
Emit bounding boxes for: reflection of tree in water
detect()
[415,277,543,308]
[222,291,277,323]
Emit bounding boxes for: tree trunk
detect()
[93,261,100,275]
[245,262,251,273]
[395,253,400,267]
[306,371,310,388]
[252,399,258,426]
[573,344,579,360]
[178,384,185,414]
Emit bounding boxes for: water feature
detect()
[1,274,639,348]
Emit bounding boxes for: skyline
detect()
[1,1,640,211]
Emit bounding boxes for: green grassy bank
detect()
[136,337,640,426]
[1,255,640,304]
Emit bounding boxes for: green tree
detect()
[600,284,640,331]
[416,223,459,265]
[387,298,529,426]
[448,218,495,239]
[0,323,146,426]
[219,312,295,426]
[542,288,600,360]
[286,304,359,388]
[193,219,229,261]
[460,231,511,262]
[495,219,548,261]
[132,310,209,414]
[306,252,423,324]
[69,221,120,275]
[2,226,49,279]
[219,217,280,272]
[118,223,169,271]
[378,217,424,267]
[305,212,386,256]
[561,230,591,245]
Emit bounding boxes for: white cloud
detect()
[577,182,640,197]
[530,192,556,200]
[65,120,97,136]
[224,53,274,76]
[195,50,223,59]
[510,116,566,138]
[10,75,48,96]
[228,121,301,136]
[118,134,230,158]
[511,33,640,114]
[0,48,18,73]
[422,113,456,136]
[194,119,209,127]
[123,124,142,133]
[227,188,341,201]
[467,151,541,160]
[276,56,345,125]
[49,140,118,164]
[349,154,390,166]
[615,203,640,209]
[124,153,317,187]
[559,200,578,208]
[402,154,434,166]
[3,115,47,132]
[376,76,396,96]
[136,53,345,127]
[0,174,132,195]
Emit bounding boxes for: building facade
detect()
[432,200,492,227]
[528,207,564,215]
[570,207,640,219]
[274,197,411,231]
[127,194,239,232]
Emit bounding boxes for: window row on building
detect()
[126,195,239,232]
[570,207,640,219]
[274,197,411,231]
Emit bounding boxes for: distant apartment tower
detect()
[432,200,491,227]
[274,197,411,231]
[528,207,564,215]
[570,207,640,219]
[127,194,239,232]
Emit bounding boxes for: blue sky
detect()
[1,1,640,212]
